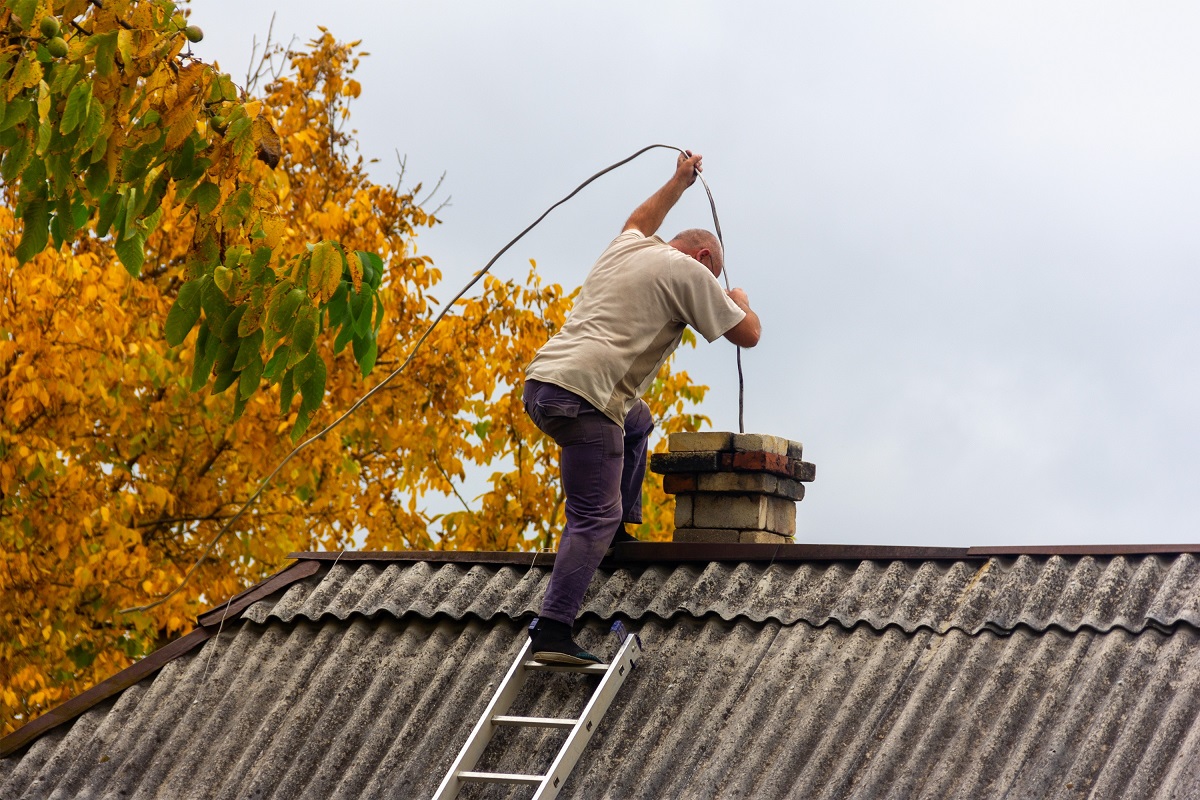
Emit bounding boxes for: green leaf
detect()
[113,230,146,276]
[220,184,253,228]
[326,283,348,326]
[189,181,220,215]
[0,132,31,182]
[165,281,204,347]
[35,119,51,155]
[350,288,371,337]
[0,97,32,132]
[15,200,50,264]
[263,344,289,382]
[279,368,296,414]
[121,141,161,183]
[214,341,238,376]
[233,328,263,371]
[211,367,237,395]
[169,134,196,180]
[237,353,263,400]
[191,323,220,391]
[248,246,272,280]
[290,411,313,443]
[76,102,105,154]
[84,161,110,197]
[359,251,384,288]
[220,306,247,342]
[11,0,38,30]
[231,387,249,421]
[201,277,233,329]
[96,192,120,238]
[298,353,327,416]
[333,321,354,354]
[60,81,91,135]
[71,198,89,230]
[49,62,82,96]
[91,32,119,78]
[353,335,377,377]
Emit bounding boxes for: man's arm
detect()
[622,151,702,236]
[723,288,761,348]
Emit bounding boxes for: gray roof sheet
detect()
[244,553,1200,635]
[6,550,1200,799]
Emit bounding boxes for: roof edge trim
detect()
[1,559,321,758]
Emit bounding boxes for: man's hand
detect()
[675,150,702,188]
[723,288,761,348]
[623,149,704,236]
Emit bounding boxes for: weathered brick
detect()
[668,431,733,453]
[672,527,741,543]
[787,440,804,460]
[731,433,789,455]
[662,474,698,494]
[739,531,796,544]
[696,471,779,495]
[673,494,694,528]
[693,494,796,534]
[722,451,792,478]
[650,451,721,475]
[792,461,817,482]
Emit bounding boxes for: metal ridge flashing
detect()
[287,544,980,564]
[288,542,1200,565]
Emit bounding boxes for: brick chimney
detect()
[649,432,815,544]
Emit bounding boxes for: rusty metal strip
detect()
[289,544,979,564]
[968,543,1200,557]
[0,627,213,757]
[287,550,561,566]
[289,543,1200,566]
[197,558,322,627]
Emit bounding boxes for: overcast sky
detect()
[197,2,1200,548]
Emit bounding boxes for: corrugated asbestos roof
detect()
[5,547,1200,799]
[239,553,1200,635]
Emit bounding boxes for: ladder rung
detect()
[493,715,578,729]
[524,661,610,675]
[458,770,544,786]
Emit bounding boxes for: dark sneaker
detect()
[529,617,602,665]
[605,528,639,557]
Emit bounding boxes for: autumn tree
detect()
[0,1,709,735]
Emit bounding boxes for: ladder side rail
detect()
[432,637,535,800]
[531,634,643,800]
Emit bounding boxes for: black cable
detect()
[122,143,739,613]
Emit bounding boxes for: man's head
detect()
[668,229,724,279]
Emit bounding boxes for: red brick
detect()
[662,474,698,494]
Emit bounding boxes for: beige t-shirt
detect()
[526,229,746,426]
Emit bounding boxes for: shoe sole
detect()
[532,650,602,666]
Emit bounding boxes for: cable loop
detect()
[121,144,742,613]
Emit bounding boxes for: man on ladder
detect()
[522,150,762,664]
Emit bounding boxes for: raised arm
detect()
[723,288,761,348]
[622,150,702,236]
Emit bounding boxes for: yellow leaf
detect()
[309,240,337,301]
[347,250,363,293]
[117,29,135,70]
[7,54,42,100]
[263,216,285,249]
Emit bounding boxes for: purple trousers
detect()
[523,379,653,625]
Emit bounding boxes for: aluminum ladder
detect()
[432,622,643,800]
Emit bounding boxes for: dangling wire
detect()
[122,144,742,613]
[691,169,745,434]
